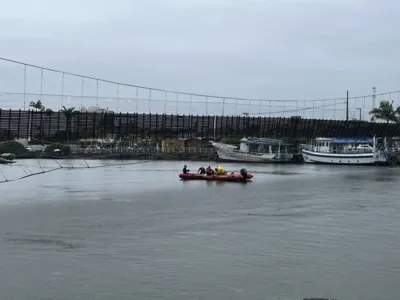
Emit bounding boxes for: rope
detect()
[1,56,397,102]
[0,159,151,184]
[0,151,218,184]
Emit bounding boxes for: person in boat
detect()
[206,166,214,175]
[183,165,190,174]
[240,168,248,181]
[215,165,227,175]
[198,166,206,174]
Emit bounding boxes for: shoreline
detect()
[12,152,306,164]
[14,152,218,161]
[7,154,399,166]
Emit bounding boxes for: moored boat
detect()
[301,137,389,165]
[211,137,294,163]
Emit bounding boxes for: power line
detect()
[0,91,351,104]
[2,56,392,103]
[0,90,394,106]
[0,95,347,116]
[257,101,347,115]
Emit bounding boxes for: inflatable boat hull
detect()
[179,173,253,181]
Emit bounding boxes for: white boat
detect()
[301,137,389,165]
[0,153,17,164]
[211,137,294,163]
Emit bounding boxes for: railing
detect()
[231,150,274,157]
[386,147,400,153]
[162,146,215,154]
[70,146,216,155]
[330,149,374,154]
[303,147,374,154]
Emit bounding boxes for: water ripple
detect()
[0,161,399,300]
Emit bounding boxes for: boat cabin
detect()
[311,137,374,154]
[238,138,286,154]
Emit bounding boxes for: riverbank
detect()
[12,152,307,163]
[14,152,219,162]
[8,149,400,165]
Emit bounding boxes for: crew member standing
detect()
[183,165,190,174]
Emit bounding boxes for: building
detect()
[161,138,185,153]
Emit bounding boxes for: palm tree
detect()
[60,106,79,142]
[29,100,45,111]
[369,100,399,123]
[28,100,46,140]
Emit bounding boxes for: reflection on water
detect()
[0,160,400,300]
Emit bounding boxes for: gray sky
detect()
[0,0,399,119]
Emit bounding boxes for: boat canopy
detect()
[241,138,285,145]
[331,137,373,144]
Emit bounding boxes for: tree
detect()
[369,100,399,123]
[60,106,79,142]
[29,100,45,111]
[0,141,29,156]
[28,100,46,140]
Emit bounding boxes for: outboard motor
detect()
[240,168,248,182]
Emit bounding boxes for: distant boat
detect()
[211,137,294,163]
[0,153,17,164]
[301,137,389,165]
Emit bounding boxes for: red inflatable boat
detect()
[179,172,253,182]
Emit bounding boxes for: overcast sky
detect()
[0,0,399,119]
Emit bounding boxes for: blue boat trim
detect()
[301,149,374,159]
[304,161,376,166]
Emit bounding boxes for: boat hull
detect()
[214,147,293,163]
[179,173,254,181]
[216,150,276,162]
[0,158,17,164]
[301,149,376,165]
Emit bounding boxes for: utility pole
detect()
[372,87,376,109]
[356,107,362,120]
[346,90,349,121]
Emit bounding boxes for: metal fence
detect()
[1,109,400,141]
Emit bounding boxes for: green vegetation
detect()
[29,100,45,111]
[29,100,53,114]
[0,141,29,155]
[369,100,400,123]
[44,143,71,156]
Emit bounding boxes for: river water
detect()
[0,160,399,300]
